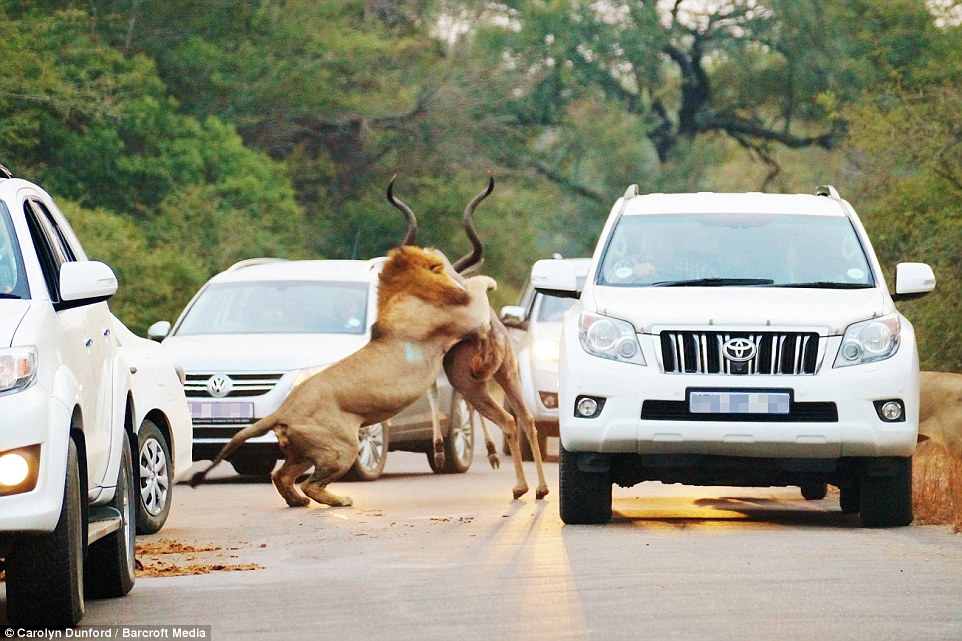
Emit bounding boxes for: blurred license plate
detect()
[189,402,254,420]
[688,391,790,415]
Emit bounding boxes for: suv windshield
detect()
[0,203,29,299]
[175,280,369,335]
[597,213,874,289]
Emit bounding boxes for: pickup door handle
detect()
[85,338,93,349]
[103,328,111,338]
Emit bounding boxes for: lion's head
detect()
[377,245,470,313]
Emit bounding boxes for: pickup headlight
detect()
[532,338,560,363]
[834,314,901,367]
[0,346,38,395]
[578,311,646,365]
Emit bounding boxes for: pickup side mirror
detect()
[531,259,580,299]
[892,262,936,302]
[57,261,118,310]
[499,305,527,329]
[147,321,172,342]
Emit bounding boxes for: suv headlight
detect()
[532,338,560,363]
[292,365,329,389]
[0,347,38,395]
[834,314,901,367]
[578,311,646,365]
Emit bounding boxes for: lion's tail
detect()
[189,415,280,487]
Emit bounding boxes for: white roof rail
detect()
[623,184,639,199]
[816,184,840,199]
[224,257,288,273]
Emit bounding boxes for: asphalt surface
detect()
[3,436,962,640]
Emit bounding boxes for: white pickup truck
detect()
[534,185,936,527]
[0,169,192,628]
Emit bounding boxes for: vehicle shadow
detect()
[607,495,860,529]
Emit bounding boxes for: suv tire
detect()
[230,454,278,477]
[6,438,85,628]
[559,444,612,525]
[428,392,475,474]
[859,457,913,528]
[85,431,137,598]
[343,423,389,481]
[136,420,172,534]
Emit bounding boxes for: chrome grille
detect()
[660,331,820,375]
[184,373,284,398]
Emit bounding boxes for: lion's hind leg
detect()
[272,455,313,508]
[299,440,358,508]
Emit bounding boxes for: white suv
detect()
[533,185,936,527]
[0,170,192,628]
[149,257,475,480]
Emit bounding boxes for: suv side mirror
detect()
[57,261,118,310]
[892,262,936,301]
[531,259,579,299]
[147,321,172,342]
[499,305,526,329]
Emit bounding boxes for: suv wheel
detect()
[559,444,612,525]
[343,422,389,481]
[428,392,474,474]
[85,431,137,598]
[6,438,86,628]
[859,457,913,527]
[136,420,172,534]
[230,454,278,477]
[800,482,828,500]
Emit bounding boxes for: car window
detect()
[0,203,30,299]
[175,280,370,335]
[31,198,81,262]
[597,213,875,288]
[535,293,576,322]
[23,200,64,301]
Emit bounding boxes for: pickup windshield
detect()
[597,213,875,289]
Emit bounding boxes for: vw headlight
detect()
[0,346,38,394]
[578,312,646,365]
[834,314,901,367]
[292,365,329,389]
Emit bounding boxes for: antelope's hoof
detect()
[434,452,446,469]
[488,453,501,470]
[512,485,529,500]
[536,485,549,500]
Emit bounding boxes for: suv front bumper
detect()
[559,330,920,459]
[0,386,71,533]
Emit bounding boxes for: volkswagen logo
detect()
[722,338,757,363]
[206,374,233,398]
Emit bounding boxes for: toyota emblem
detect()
[206,374,233,398]
[722,338,757,363]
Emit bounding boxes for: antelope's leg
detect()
[427,382,445,469]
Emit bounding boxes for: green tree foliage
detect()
[3,0,961,344]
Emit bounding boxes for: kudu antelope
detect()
[189,245,496,507]
[387,176,550,500]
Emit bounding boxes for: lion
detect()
[189,245,496,508]
[919,370,962,460]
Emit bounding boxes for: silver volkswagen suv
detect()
[149,257,475,480]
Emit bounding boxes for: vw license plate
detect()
[688,390,790,415]
[189,401,254,420]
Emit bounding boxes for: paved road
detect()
[4,438,962,640]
